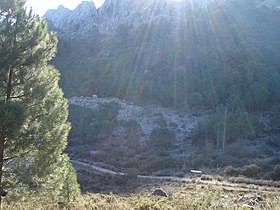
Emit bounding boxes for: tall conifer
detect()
[0,0,80,206]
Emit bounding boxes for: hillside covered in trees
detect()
[45,0,280,192]
[50,0,280,113]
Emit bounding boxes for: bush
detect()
[96,102,121,121]
[223,166,239,177]
[68,102,120,143]
[158,157,184,170]
[177,171,185,178]
[266,138,280,148]
[190,92,203,106]
[114,174,128,185]
[214,155,246,167]
[192,108,257,147]
[225,140,258,158]
[269,157,280,165]
[240,164,260,178]
[91,152,108,162]
[270,105,280,129]
[187,154,215,168]
[124,119,141,147]
[268,165,280,181]
[124,119,140,130]
[127,168,139,180]
[148,128,176,148]
[223,164,260,178]
[155,117,168,128]
[155,147,169,157]
[201,175,213,181]
[168,122,178,129]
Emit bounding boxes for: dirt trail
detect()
[70,160,280,192]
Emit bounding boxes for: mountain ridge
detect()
[44,0,214,37]
[45,0,280,38]
[46,0,280,114]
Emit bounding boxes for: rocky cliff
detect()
[45,0,280,112]
[44,0,214,37]
[44,0,280,38]
[45,1,98,37]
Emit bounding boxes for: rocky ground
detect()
[69,95,202,144]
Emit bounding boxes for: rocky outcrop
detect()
[45,1,98,37]
[44,0,213,37]
[44,0,280,38]
[68,96,202,143]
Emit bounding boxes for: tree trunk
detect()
[0,66,13,208]
[217,124,220,149]
[0,134,5,209]
[222,107,227,154]
[6,67,13,102]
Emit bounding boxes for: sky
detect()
[25,0,105,16]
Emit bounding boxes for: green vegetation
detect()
[0,0,80,206]
[68,102,120,144]
[192,107,259,148]
[148,128,176,149]
[124,119,141,147]
[270,105,280,130]
[53,0,280,114]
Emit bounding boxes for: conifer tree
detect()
[0,0,80,205]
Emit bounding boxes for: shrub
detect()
[214,155,246,167]
[190,92,203,106]
[155,117,168,128]
[187,154,215,168]
[178,171,185,178]
[269,165,280,181]
[91,152,109,162]
[96,102,121,121]
[148,128,176,148]
[127,168,139,180]
[168,122,178,129]
[192,108,257,147]
[114,174,128,185]
[124,119,140,130]
[240,164,260,178]
[158,157,184,170]
[270,157,280,165]
[266,138,280,148]
[201,175,213,181]
[68,102,120,143]
[205,195,214,208]
[270,105,280,129]
[156,147,169,157]
[124,119,141,147]
[223,166,239,177]
[223,164,260,178]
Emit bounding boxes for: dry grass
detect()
[3,180,280,210]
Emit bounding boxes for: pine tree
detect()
[0,0,80,205]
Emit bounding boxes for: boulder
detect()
[150,188,168,197]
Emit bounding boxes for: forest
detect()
[51,0,280,153]
[54,0,280,113]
